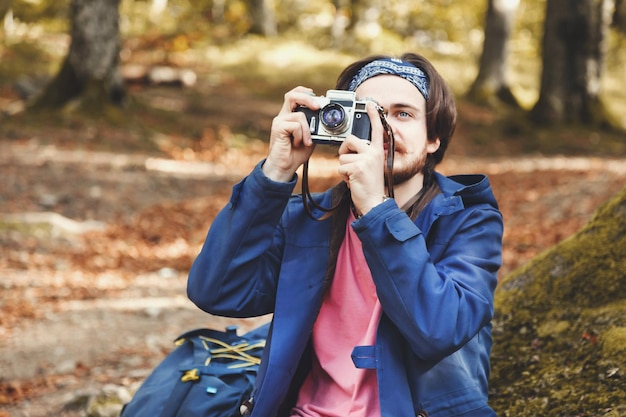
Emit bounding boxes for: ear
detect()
[426,138,441,154]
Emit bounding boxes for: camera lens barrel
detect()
[320,103,348,134]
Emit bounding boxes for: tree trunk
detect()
[348,0,381,39]
[33,0,124,110]
[1,0,11,37]
[490,187,626,415]
[248,0,277,37]
[613,0,626,33]
[530,0,614,125]
[467,0,520,107]
[212,0,226,23]
[330,0,351,49]
[0,0,10,19]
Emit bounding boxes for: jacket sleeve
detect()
[353,198,503,362]
[186,162,296,318]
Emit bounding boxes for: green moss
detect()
[536,320,570,338]
[496,187,626,315]
[490,187,626,416]
[600,326,626,356]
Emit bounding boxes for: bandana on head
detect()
[348,58,430,101]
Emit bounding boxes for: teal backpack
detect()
[120,323,270,417]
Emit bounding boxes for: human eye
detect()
[392,109,412,120]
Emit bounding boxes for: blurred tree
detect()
[330,0,351,48]
[0,0,9,18]
[340,0,383,53]
[212,0,226,23]
[1,0,11,34]
[347,0,380,38]
[530,0,615,125]
[614,0,626,33]
[32,0,124,110]
[249,0,277,36]
[466,0,520,107]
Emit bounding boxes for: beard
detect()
[385,145,428,186]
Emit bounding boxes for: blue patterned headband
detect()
[348,58,430,101]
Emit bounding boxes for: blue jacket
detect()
[188,162,503,417]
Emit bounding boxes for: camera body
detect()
[296,90,371,145]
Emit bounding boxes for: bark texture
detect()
[248,0,277,37]
[614,0,626,33]
[0,0,11,20]
[531,0,614,125]
[34,0,123,109]
[467,0,520,107]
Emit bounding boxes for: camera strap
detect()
[302,105,395,221]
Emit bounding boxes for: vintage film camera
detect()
[296,90,371,145]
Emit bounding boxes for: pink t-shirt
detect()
[291,214,382,417]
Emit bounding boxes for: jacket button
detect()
[416,412,428,417]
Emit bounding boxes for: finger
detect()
[365,101,384,150]
[337,149,364,164]
[337,135,370,156]
[291,111,315,147]
[280,87,320,114]
[272,114,310,147]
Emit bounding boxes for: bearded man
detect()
[188,53,504,417]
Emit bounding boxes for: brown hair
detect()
[335,53,457,174]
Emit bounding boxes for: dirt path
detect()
[1,140,625,416]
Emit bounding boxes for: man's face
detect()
[355,75,440,185]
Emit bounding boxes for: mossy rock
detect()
[490,187,626,416]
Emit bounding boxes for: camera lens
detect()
[320,103,348,133]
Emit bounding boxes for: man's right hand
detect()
[262,86,320,183]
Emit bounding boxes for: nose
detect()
[381,116,397,144]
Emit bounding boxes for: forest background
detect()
[0,0,625,416]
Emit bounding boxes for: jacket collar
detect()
[435,172,499,210]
